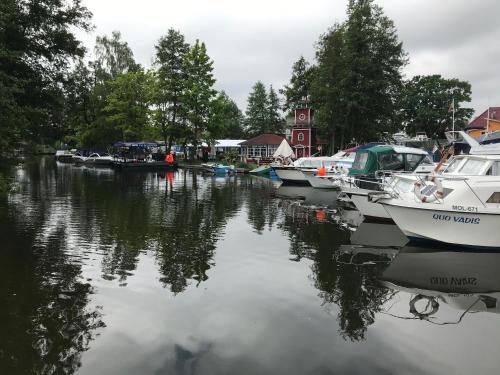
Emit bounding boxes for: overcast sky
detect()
[78,0,500,118]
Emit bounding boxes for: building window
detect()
[298,132,304,141]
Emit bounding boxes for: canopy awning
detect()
[114,141,160,148]
[273,139,295,159]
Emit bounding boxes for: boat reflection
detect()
[276,186,338,208]
[380,248,500,322]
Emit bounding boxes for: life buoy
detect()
[409,295,439,320]
[413,175,444,203]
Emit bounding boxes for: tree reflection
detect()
[278,200,393,341]
[0,161,104,374]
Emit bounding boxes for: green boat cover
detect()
[348,146,424,176]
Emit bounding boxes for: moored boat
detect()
[338,145,434,221]
[376,134,500,248]
[84,152,114,166]
[55,150,75,163]
[249,165,272,176]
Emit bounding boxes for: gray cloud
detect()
[78,0,500,117]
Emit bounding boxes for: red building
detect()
[289,100,316,158]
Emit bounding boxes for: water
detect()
[1,158,499,374]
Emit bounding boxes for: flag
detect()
[448,100,454,113]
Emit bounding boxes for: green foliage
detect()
[151,29,190,148]
[0,0,92,151]
[245,81,285,136]
[214,91,244,138]
[182,40,217,152]
[268,86,284,133]
[104,69,152,141]
[245,81,269,136]
[400,75,474,138]
[281,56,313,111]
[311,0,407,149]
[223,149,239,164]
[71,32,151,146]
[94,31,138,80]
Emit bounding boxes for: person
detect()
[165,151,174,164]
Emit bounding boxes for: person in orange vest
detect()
[165,151,174,164]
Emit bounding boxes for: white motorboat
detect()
[55,149,76,163]
[72,151,88,164]
[273,151,356,186]
[377,138,500,248]
[84,152,114,166]
[272,157,338,185]
[338,145,434,220]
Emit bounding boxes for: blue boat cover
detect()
[114,141,160,148]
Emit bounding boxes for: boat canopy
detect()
[114,141,160,148]
[348,146,429,176]
[273,139,295,159]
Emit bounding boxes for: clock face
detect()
[298,114,306,121]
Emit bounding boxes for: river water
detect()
[1,158,499,374]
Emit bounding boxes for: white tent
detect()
[273,139,295,159]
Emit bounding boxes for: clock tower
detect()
[290,97,315,158]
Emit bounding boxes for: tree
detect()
[93,31,138,81]
[103,69,152,143]
[311,0,407,150]
[400,75,474,138]
[152,29,190,150]
[182,40,217,156]
[211,91,244,139]
[245,81,269,136]
[74,32,141,146]
[0,0,92,151]
[62,60,93,146]
[267,85,284,133]
[281,56,313,111]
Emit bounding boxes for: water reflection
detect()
[380,248,500,323]
[0,161,105,374]
[2,160,500,374]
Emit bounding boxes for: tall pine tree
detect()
[182,40,217,155]
[281,56,313,112]
[267,86,284,134]
[152,29,190,149]
[245,81,269,136]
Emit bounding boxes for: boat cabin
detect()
[348,146,432,177]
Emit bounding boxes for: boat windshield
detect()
[457,158,489,175]
[445,157,489,175]
[443,157,462,174]
[352,152,369,170]
[297,159,336,168]
[378,153,404,170]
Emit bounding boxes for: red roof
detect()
[466,107,500,130]
[239,133,285,146]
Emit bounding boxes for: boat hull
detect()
[349,190,392,221]
[113,161,178,170]
[382,202,500,248]
[303,173,341,189]
[273,167,310,186]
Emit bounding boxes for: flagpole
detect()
[452,98,455,133]
[487,106,490,133]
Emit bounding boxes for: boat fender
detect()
[413,175,444,203]
[409,295,439,320]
